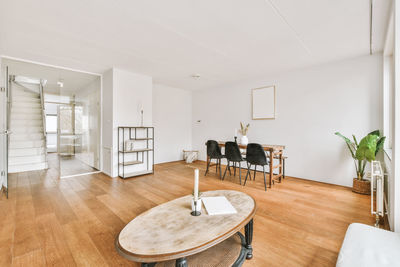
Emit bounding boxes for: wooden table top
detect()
[116,190,256,262]
[217,141,285,151]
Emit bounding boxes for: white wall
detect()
[101,69,113,176]
[192,54,382,187]
[104,68,153,177]
[153,84,192,164]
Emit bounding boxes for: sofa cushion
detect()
[336,223,400,267]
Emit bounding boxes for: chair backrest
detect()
[225,141,243,162]
[206,140,222,158]
[246,143,267,165]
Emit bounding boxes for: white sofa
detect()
[336,223,400,267]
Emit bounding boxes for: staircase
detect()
[8,83,48,173]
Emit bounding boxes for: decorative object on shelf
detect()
[118,126,154,179]
[138,102,144,127]
[252,85,276,120]
[240,122,250,145]
[125,140,135,151]
[191,169,201,216]
[335,130,385,195]
[183,150,199,163]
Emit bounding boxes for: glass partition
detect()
[58,77,100,178]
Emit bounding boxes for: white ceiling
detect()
[0,0,392,90]
[3,58,99,94]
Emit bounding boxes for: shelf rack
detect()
[118,126,154,179]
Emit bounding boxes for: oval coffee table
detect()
[115,190,256,267]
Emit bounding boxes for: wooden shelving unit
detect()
[118,126,154,179]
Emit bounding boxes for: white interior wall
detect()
[192,54,382,187]
[101,69,113,176]
[107,68,153,177]
[391,0,400,232]
[153,84,192,164]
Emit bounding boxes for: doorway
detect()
[1,58,101,181]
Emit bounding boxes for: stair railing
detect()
[6,75,13,134]
[39,82,49,168]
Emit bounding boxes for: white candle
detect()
[234,129,237,137]
[194,169,199,201]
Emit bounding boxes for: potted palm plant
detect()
[335,130,385,194]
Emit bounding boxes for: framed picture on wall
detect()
[252,85,276,120]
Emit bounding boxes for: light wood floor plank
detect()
[3,160,379,267]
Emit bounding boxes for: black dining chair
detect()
[205,140,225,178]
[244,143,271,191]
[223,141,246,185]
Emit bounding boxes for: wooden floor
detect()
[0,160,376,267]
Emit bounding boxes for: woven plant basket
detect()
[352,178,371,195]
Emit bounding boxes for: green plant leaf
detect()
[376,136,386,156]
[335,132,356,158]
[356,134,378,161]
[352,135,358,147]
[368,130,381,137]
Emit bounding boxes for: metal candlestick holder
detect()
[191,199,201,216]
[234,136,237,143]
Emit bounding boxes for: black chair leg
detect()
[234,163,236,176]
[244,164,251,186]
[227,161,232,175]
[219,159,222,179]
[283,158,285,179]
[205,158,211,176]
[223,161,229,180]
[262,165,267,191]
[253,168,256,181]
[239,164,242,185]
[216,159,218,173]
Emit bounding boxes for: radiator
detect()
[371,160,384,227]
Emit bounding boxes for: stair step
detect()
[11,101,42,107]
[11,119,43,127]
[9,154,46,165]
[10,133,44,141]
[12,89,39,97]
[11,113,42,120]
[11,127,44,133]
[11,96,41,103]
[9,140,45,149]
[12,108,42,114]
[8,162,48,173]
[9,147,45,157]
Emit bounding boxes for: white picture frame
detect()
[252,85,276,120]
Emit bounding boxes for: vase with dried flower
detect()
[240,122,250,145]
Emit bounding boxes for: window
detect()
[383,14,395,158]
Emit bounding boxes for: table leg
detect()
[245,219,254,259]
[141,263,155,267]
[269,150,273,188]
[176,257,188,267]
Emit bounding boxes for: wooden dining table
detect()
[214,141,286,188]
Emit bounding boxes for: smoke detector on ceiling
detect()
[191,74,201,79]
